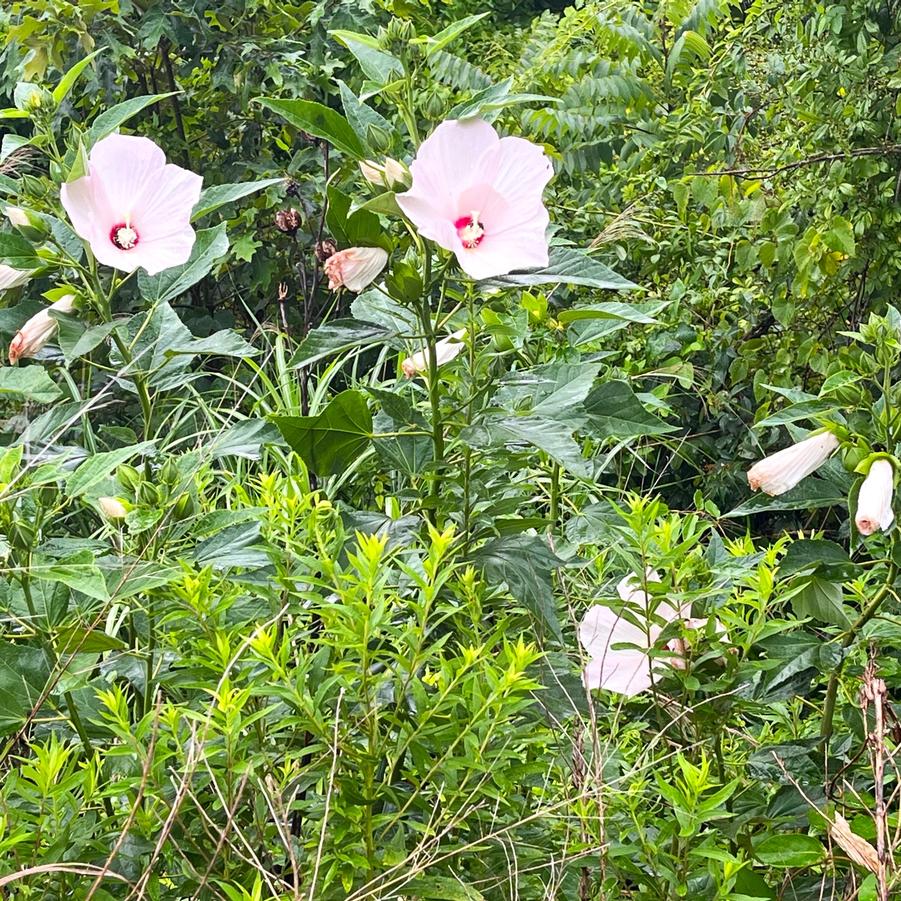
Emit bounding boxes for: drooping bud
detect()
[98,496,128,520]
[747,432,839,496]
[402,329,467,378]
[856,458,895,536]
[0,264,31,294]
[274,208,302,235]
[9,294,77,365]
[324,247,388,293]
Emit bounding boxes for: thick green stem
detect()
[820,561,897,750]
[419,251,444,515]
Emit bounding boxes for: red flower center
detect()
[110,222,139,250]
[455,211,485,249]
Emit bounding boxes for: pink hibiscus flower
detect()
[60,134,202,276]
[397,119,553,280]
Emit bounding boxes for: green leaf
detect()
[329,31,403,84]
[58,320,120,363]
[192,177,283,221]
[472,535,563,640]
[33,551,110,602]
[272,390,373,477]
[558,302,661,325]
[87,93,176,146]
[484,248,638,290]
[66,441,156,499]
[495,361,601,418]
[167,330,260,358]
[0,232,38,270]
[417,13,489,56]
[780,539,858,580]
[337,80,392,153]
[402,876,485,901]
[0,367,63,404]
[449,77,558,121]
[754,399,838,428]
[754,833,823,868]
[0,643,50,735]
[288,319,394,369]
[52,49,104,105]
[57,625,127,655]
[257,98,365,159]
[462,416,590,478]
[137,224,229,304]
[724,469,851,518]
[583,380,675,440]
[792,575,851,627]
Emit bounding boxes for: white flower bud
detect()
[98,496,128,520]
[8,294,76,364]
[402,329,467,378]
[856,458,894,536]
[747,432,839,496]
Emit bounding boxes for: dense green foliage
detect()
[2,1,901,898]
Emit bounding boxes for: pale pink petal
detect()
[60,175,113,249]
[60,133,202,275]
[456,220,548,279]
[86,134,167,218]
[0,265,31,292]
[129,227,197,276]
[399,119,499,220]
[132,164,203,243]
[584,650,656,696]
[397,119,551,279]
[479,136,554,220]
[395,192,460,248]
[579,604,655,658]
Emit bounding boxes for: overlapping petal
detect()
[60,134,202,276]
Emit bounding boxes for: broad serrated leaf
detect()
[87,93,176,145]
[272,390,373,477]
[329,31,403,84]
[288,319,394,368]
[257,98,365,159]
[0,232,39,270]
[484,248,638,290]
[583,380,674,440]
[137,224,228,304]
[66,441,156,498]
[472,535,563,640]
[192,177,283,221]
[0,366,63,403]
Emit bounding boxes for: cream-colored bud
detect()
[98,496,128,520]
[856,458,895,536]
[402,329,467,378]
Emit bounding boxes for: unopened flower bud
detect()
[747,432,839,496]
[359,158,410,190]
[314,238,338,263]
[324,247,388,293]
[856,458,895,536]
[366,123,392,154]
[5,205,48,242]
[98,496,128,520]
[274,208,302,235]
[402,329,467,378]
[9,294,77,364]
